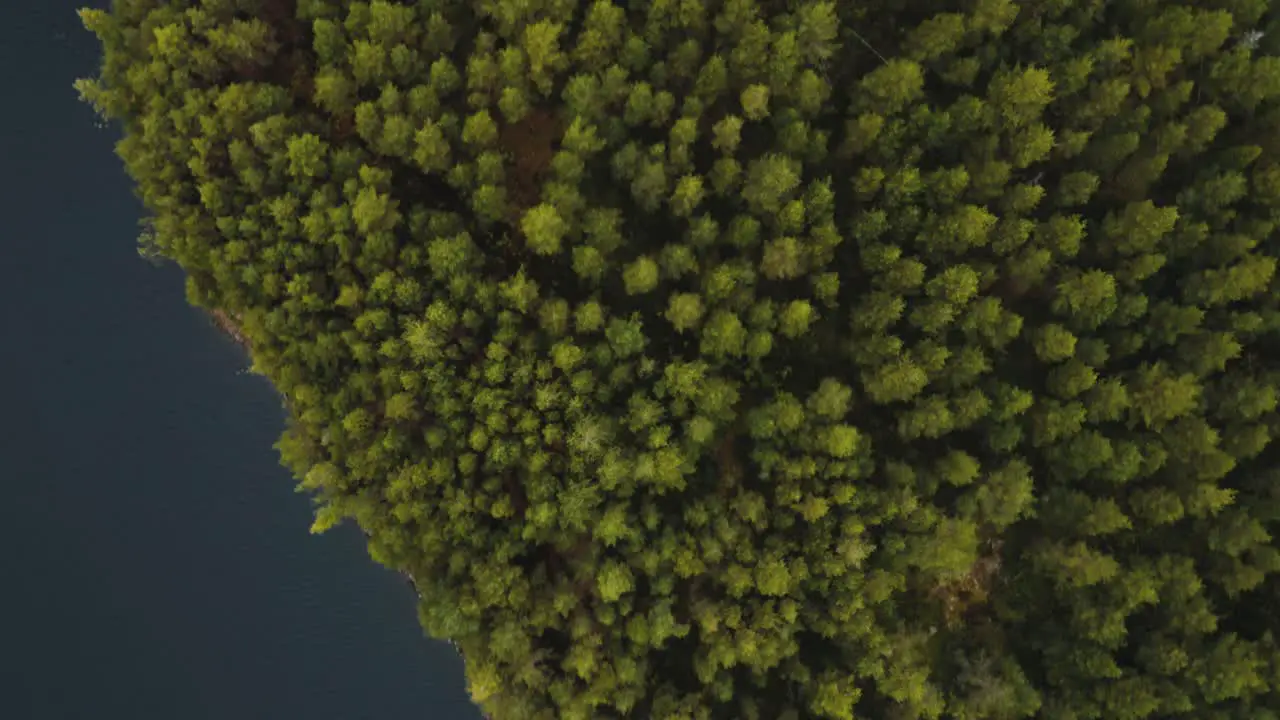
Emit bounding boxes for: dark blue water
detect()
[0,2,477,718]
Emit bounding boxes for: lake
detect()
[0,1,478,718]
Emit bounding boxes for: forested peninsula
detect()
[77,0,1280,718]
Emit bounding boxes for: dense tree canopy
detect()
[79,0,1280,718]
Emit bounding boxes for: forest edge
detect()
[207,307,489,719]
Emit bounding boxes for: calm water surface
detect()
[0,2,477,718]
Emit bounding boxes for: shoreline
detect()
[206,308,487,717]
[208,308,250,350]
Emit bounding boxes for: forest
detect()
[77,0,1280,718]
